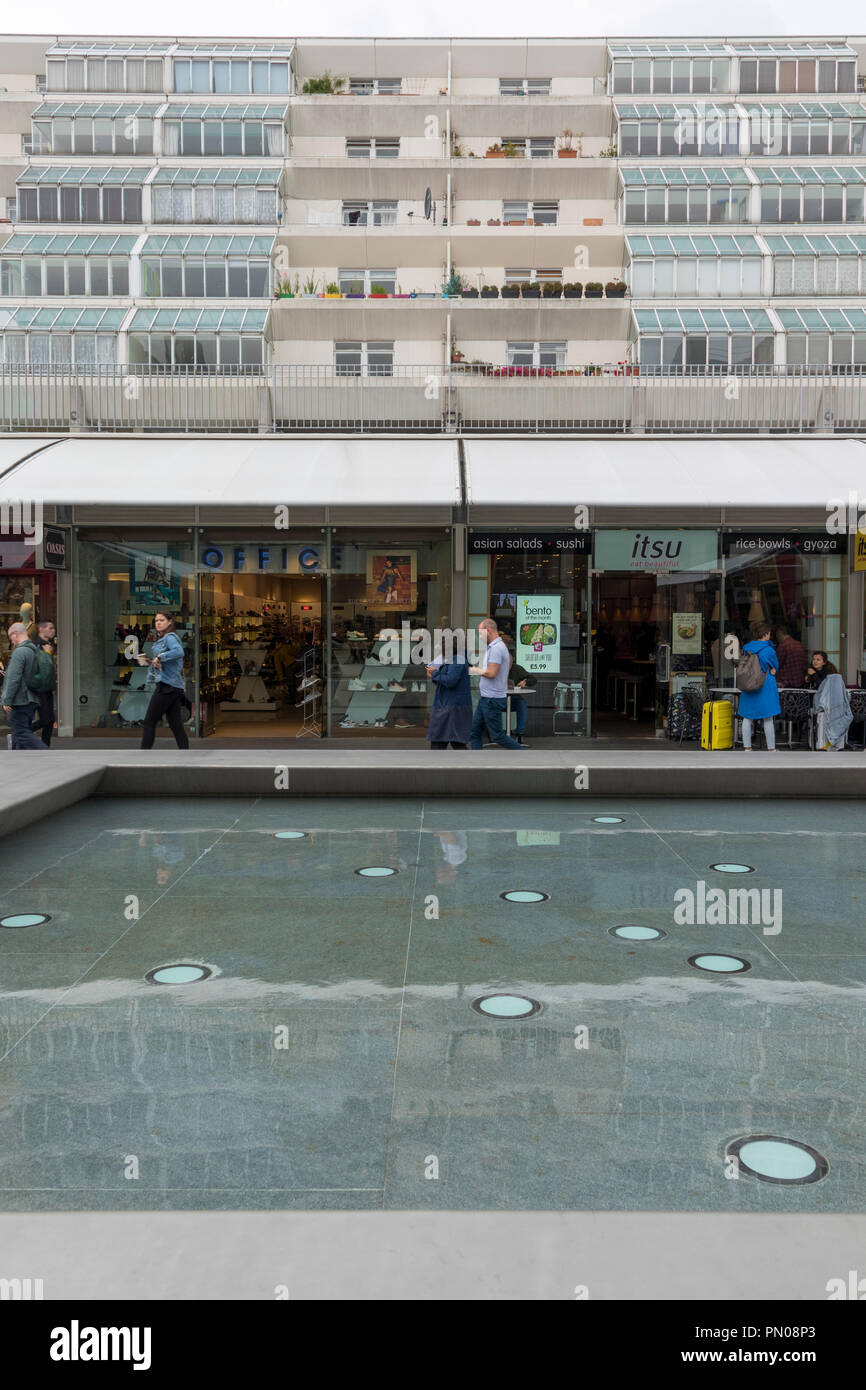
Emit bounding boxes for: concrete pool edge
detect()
[2,748,866,839]
[0,1210,862,1300]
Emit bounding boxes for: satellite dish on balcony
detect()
[424,187,432,220]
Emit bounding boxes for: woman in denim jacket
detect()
[137,610,189,749]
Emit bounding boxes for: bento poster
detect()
[673,612,702,655]
[516,595,561,675]
[365,551,417,610]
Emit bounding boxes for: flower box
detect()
[324,292,342,299]
[605,288,626,299]
[392,294,410,299]
[563,287,583,298]
[486,150,505,159]
[466,219,481,226]
[368,293,388,299]
[345,293,365,299]
[584,288,603,299]
[480,286,500,298]
[505,219,525,226]
[487,218,501,226]
[521,285,541,298]
[501,286,520,298]
[461,288,479,297]
[557,149,577,158]
[583,217,603,226]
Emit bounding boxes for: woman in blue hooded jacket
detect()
[426,654,472,749]
[738,622,781,751]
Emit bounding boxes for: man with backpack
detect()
[31,619,57,746]
[2,622,50,749]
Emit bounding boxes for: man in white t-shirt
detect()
[468,618,526,750]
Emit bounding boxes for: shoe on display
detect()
[340,719,356,728]
[373,718,387,728]
[348,679,366,691]
[299,675,320,690]
[365,656,380,666]
[394,718,412,728]
[387,681,407,692]
[369,682,384,691]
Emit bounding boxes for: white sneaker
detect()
[340,717,356,728]
[299,675,320,690]
[347,679,366,691]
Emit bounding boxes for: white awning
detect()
[464,437,866,509]
[0,437,461,507]
[0,437,65,483]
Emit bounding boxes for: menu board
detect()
[516,595,561,675]
[673,612,702,655]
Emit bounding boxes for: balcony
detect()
[2,364,866,435]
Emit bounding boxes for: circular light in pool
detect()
[273,831,307,840]
[471,994,541,1019]
[690,953,751,974]
[499,890,549,904]
[725,1135,828,1186]
[355,866,398,877]
[710,863,754,874]
[0,912,51,929]
[145,963,212,985]
[609,924,666,942]
[592,815,625,825]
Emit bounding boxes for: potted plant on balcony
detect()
[461,284,479,297]
[466,218,481,226]
[501,283,520,299]
[442,271,464,298]
[301,275,319,299]
[302,72,346,94]
[557,130,577,158]
[502,139,521,158]
[585,281,603,299]
[369,283,389,298]
[487,218,501,226]
[599,144,618,158]
[485,143,505,158]
[344,284,365,299]
[521,281,541,298]
[542,281,563,299]
[393,284,410,299]
[275,277,294,299]
[481,284,499,298]
[605,280,627,299]
[563,281,583,298]
[324,282,342,299]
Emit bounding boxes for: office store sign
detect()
[594,530,718,574]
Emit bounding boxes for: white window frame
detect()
[341,200,398,227]
[337,268,397,294]
[348,78,402,95]
[345,138,400,158]
[499,78,551,95]
[334,340,394,376]
[506,340,567,368]
[611,58,731,97]
[45,56,164,93]
[172,58,289,97]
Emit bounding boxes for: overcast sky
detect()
[4,0,864,39]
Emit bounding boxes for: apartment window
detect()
[630,254,761,296]
[341,200,398,227]
[31,114,154,156]
[504,267,563,284]
[612,59,730,96]
[501,136,556,158]
[0,331,117,366]
[624,184,750,226]
[18,183,142,225]
[335,340,394,376]
[1,255,130,297]
[503,200,558,225]
[172,58,289,96]
[45,56,164,92]
[128,332,263,368]
[337,269,397,295]
[759,182,865,225]
[750,112,866,158]
[348,78,402,95]
[499,78,551,95]
[345,138,400,158]
[619,113,740,158]
[152,184,277,225]
[162,116,284,157]
[141,256,269,297]
[739,56,855,95]
[506,341,566,368]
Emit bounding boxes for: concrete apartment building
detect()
[1,35,866,743]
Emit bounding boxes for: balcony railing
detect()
[1,363,865,435]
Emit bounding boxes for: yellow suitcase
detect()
[701,700,733,750]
